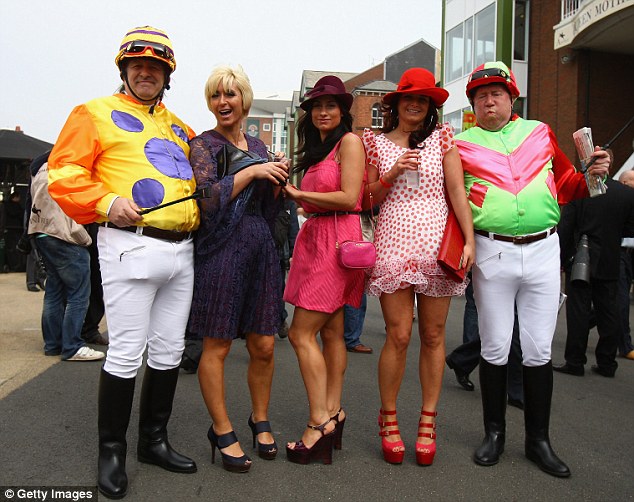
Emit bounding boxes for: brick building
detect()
[533,0,634,167]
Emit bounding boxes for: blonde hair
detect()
[204,65,253,115]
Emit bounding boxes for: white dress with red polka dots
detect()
[363,124,468,298]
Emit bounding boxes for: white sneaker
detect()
[67,346,105,361]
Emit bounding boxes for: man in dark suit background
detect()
[555,172,634,377]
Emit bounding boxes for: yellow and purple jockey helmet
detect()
[466,61,520,101]
[115,26,176,73]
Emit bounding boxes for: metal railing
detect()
[561,0,585,20]
[561,0,595,20]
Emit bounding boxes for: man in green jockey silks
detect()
[455,61,610,478]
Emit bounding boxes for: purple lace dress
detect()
[187,130,282,339]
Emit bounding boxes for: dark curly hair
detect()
[293,97,353,174]
[381,95,438,149]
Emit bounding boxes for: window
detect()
[446,23,464,82]
[444,4,496,81]
[263,123,271,132]
[371,103,383,129]
[514,0,529,61]
[464,17,473,77]
[474,4,495,67]
[444,110,463,135]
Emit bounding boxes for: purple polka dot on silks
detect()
[111,110,144,133]
[171,124,189,142]
[144,138,194,180]
[132,178,165,208]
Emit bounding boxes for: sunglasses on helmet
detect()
[469,67,510,83]
[123,40,174,62]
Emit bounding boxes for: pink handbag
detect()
[334,202,376,269]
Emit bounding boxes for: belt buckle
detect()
[512,235,527,244]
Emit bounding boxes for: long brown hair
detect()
[294,97,353,174]
[381,96,439,148]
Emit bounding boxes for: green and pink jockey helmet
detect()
[465,61,520,101]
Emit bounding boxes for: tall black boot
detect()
[523,362,571,478]
[98,369,135,500]
[474,358,508,466]
[137,366,197,473]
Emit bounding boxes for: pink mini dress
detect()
[283,138,366,313]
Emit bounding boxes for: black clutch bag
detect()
[216,143,267,179]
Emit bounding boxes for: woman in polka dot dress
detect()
[362,68,475,466]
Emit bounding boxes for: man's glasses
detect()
[123,41,174,62]
[468,67,510,83]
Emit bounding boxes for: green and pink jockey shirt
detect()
[456,115,590,237]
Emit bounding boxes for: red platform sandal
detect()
[378,409,405,464]
[416,410,437,466]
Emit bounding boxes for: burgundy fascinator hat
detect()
[300,75,354,111]
[383,68,449,108]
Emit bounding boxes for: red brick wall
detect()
[350,94,384,137]
[529,0,634,168]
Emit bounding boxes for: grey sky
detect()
[1,0,441,143]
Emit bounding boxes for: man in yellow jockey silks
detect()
[455,61,610,479]
[48,26,198,499]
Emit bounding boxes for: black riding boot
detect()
[137,366,197,473]
[98,369,135,500]
[474,358,507,466]
[523,362,571,477]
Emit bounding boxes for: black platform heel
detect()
[286,420,335,465]
[207,426,252,473]
[247,414,278,460]
[330,408,346,450]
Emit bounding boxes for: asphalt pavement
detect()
[0,272,632,502]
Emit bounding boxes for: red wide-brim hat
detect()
[383,68,449,108]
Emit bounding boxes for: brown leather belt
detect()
[100,222,191,242]
[475,226,557,245]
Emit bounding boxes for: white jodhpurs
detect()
[97,226,194,379]
[471,232,560,367]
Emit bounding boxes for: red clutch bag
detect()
[437,206,466,282]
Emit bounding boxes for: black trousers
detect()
[564,272,619,372]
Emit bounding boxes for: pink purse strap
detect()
[334,192,375,248]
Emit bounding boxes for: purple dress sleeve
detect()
[191,131,253,255]
[190,131,280,255]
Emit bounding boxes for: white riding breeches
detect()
[97,226,194,379]
[471,232,560,367]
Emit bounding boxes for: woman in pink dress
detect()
[283,76,366,465]
[362,68,475,465]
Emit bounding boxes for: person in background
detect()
[274,197,299,339]
[343,205,377,355]
[616,169,634,360]
[554,160,634,378]
[187,65,288,473]
[28,152,103,363]
[4,190,27,273]
[48,26,198,498]
[456,61,610,478]
[283,75,366,465]
[343,296,373,354]
[80,222,108,346]
[17,155,47,293]
[363,68,474,466]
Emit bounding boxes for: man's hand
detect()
[108,197,143,227]
[586,146,610,178]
